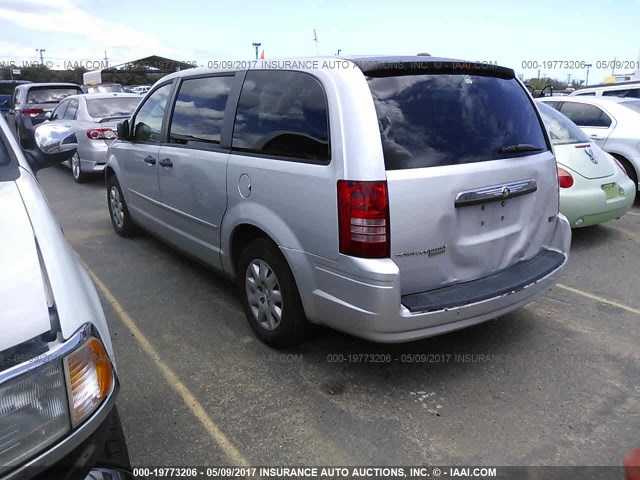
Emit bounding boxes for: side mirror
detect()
[23,124,78,173]
[116,120,131,141]
[44,111,52,120]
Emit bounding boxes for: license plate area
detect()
[601,182,619,200]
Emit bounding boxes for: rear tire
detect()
[237,238,310,348]
[107,175,137,237]
[71,153,89,183]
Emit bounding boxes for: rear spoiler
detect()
[362,61,514,80]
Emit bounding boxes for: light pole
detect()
[35,48,45,66]
[252,42,261,60]
[585,63,592,86]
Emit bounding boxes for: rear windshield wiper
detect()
[499,144,545,154]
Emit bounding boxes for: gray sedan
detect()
[46,93,141,182]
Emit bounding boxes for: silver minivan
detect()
[105,56,571,347]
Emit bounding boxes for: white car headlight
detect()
[0,327,114,475]
[0,361,70,476]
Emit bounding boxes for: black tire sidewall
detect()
[237,239,308,348]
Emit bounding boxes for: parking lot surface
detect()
[38,165,639,467]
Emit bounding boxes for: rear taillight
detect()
[20,108,44,116]
[557,167,574,188]
[337,180,390,258]
[86,128,116,140]
[612,157,628,176]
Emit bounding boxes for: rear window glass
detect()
[602,88,640,98]
[367,74,548,170]
[536,101,588,145]
[86,97,141,119]
[26,87,81,104]
[0,84,15,95]
[620,100,640,114]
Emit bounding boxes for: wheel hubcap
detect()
[109,186,124,228]
[72,155,80,179]
[245,259,283,330]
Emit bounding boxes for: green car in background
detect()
[536,101,636,228]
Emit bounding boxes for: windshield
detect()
[537,101,589,145]
[86,97,141,119]
[367,73,548,170]
[620,100,640,114]
[26,87,81,104]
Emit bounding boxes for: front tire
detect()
[107,175,137,237]
[71,153,89,183]
[237,238,310,348]
[95,406,132,469]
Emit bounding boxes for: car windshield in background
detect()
[537,101,589,145]
[26,88,81,104]
[86,97,141,119]
[0,84,15,95]
[367,74,548,170]
[91,85,125,93]
[620,100,640,114]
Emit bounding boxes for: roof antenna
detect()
[313,29,319,56]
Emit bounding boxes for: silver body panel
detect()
[107,58,571,341]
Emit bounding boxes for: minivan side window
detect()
[559,102,612,128]
[64,99,78,120]
[232,71,330,163]
[133,83,173,143]
[573,91,596,96]
[169,76,234,146]
[52,100,69,120]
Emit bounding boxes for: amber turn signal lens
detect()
[64,337,113,427]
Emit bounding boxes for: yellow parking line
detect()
[79,258,250,467]
[557,283,640,317]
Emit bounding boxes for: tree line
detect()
[0,65,166,85]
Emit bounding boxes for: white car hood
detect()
[0,181,52,352]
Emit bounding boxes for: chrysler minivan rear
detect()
[309,59,571,342]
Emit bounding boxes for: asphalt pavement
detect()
[37,165,640,468]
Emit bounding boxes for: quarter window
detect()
[559,102,612,127]
[52,100,69,120]
[133,83,173,143]
[169,76,234,146]
[232,71,330,163]
[63,99,78,120]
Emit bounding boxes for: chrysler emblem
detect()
[585,148,598,164]
[501,187,511,198]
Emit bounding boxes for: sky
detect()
[1,0,639,85]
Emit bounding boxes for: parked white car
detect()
[539,96,640,191]
[0,116,132,478]
[570,80,640,98]
[130,85,151,95]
